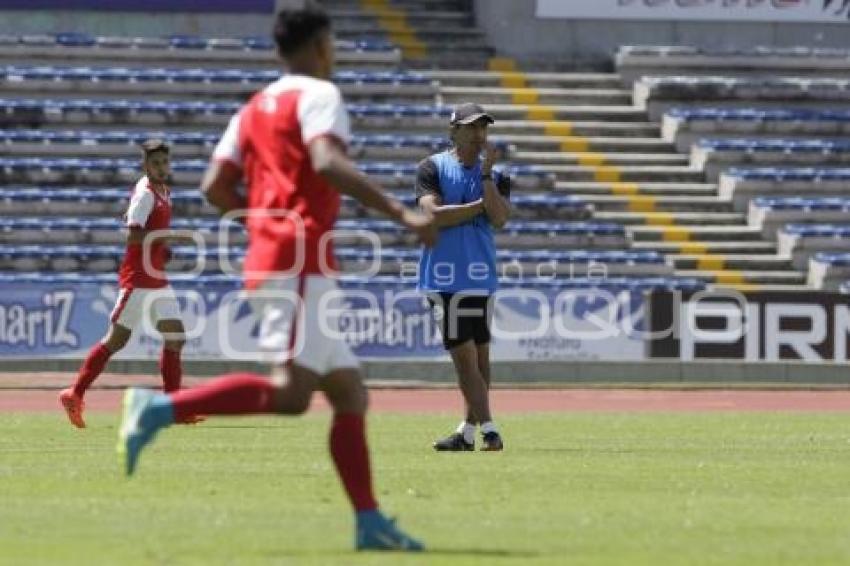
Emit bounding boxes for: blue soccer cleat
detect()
[117,388,171,476]
[356,509,425,552]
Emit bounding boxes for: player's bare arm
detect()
[201,160,246,220]
[308,136,437,247]
[417,193,484,228]
[480,143,510,229]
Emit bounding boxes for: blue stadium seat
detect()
[668,108,850,123]
[813,252,850,266]
[3,65,429,86]
[698,139,850,152]
[725,168,850,181]
[55,33,96,47]
[752,197,850,211]
[0,270,708,292]
[169,35,208,50]
[781,223,850,237]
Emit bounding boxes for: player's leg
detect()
[117,364,316,476]
[428,293,478,452]
[321,368,373,511]
[474,341,502,451]
[449,340,492,424]
[151,286,186,393]
[156,318,185,393]
[60,292,134,429]
[117,278,316,474]
[322,367,423,551]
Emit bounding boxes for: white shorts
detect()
[249,275,359,375]
[110,286,181,330]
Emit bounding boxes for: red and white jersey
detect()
[117,175,172,289]
[212,74,351,289]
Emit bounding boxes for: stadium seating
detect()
[748,198,850,239]
[0,244,671,277]
[662,108,850,151]
[778,224,850,270]
[0,33,401,68]
[0,66,435,100]
[617,45,850,83]
[0,216,622,249]
[719,168,850,211]
[6,16,849,291]
[807,252,850,290]
[0,270,708,293]
[692,139,850,181]
[0,129,463,160]
[0,188,594,226]
[0,157,556,191]
[634,76,850,121]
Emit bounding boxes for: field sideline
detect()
[2,375,850,565]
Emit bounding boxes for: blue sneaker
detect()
[117,388,171,476]
[356,510,424,552]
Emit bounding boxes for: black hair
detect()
[140,138,170,159]
[273,4,332,57]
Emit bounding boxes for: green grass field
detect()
[2,412,850,565]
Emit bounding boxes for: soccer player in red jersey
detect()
[117,7,436,552]
[60,140,189,429]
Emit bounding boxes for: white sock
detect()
[481,421,498,435]
[456,421,476,444]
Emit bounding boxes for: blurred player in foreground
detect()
[60,140,192,428]
[116,6,436,552]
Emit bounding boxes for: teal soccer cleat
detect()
[117,388,170,476]
[356,510,425,552]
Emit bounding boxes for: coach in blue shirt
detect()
[416,102,511,452]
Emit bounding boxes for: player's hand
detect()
[402,208,438,248]
[481,142,499,176]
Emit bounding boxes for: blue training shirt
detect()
[415,150,511,294]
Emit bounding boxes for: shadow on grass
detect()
[271,547,541,558]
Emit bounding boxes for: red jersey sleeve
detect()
[125,185,155,228]
[297,81,351,147]
[212,111,243,168]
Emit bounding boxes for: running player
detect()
[116,7,435,552]
[59,140,190,429]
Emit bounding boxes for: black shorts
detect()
[427,292,493,351]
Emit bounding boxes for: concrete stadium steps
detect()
[534,165,704,183]
[594,211,745,226]
[669,253,794,271]
[496,135,673,153]
[495,121,660,138]
[579,195,731,212]
[335,22,483,39]
[425,71,623,90]
[325,0,464,8]
[673,268,806,286]
[554,182,717,197]
[439,86,632,106]
[706,282,813,292]
[632,240,778,254]
[0,110,504,136]
[334,1,494,65]
[512,151,689,166]
[487,105,652,122]
[330,7,471,25]
[628,225,767,242]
